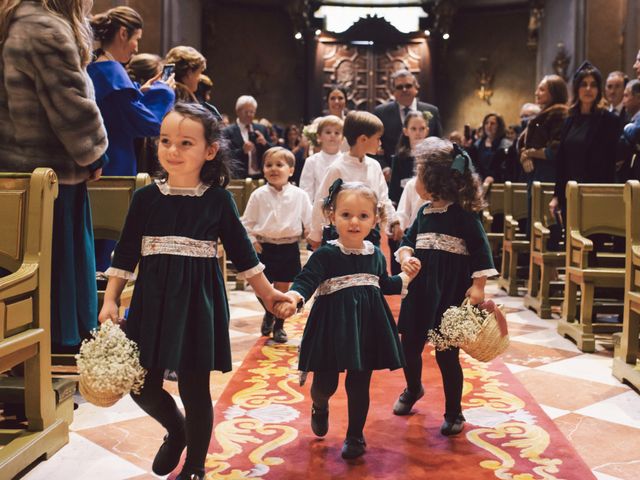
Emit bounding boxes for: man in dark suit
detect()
[223,95,272,179]
[373,69,443,178]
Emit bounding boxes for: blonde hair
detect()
[317,115,343,135]
[1,0,94,66]
[263,146,295,168]
[165,45,206,83]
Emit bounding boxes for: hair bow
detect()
[572,60,599,82]
[450,143,473,174]
[324,178,344,209]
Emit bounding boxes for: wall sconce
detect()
[476,57,494,105]
[552,42,571,81]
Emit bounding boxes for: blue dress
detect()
[88,61,174,176]
[88,61,175,271]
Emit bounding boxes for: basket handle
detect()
[461,297,509,337]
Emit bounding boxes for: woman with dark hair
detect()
[323,85,350,153]
[89,6,175,272]
[165,45,222,121]
[550,62,620,222]
[469,113,512,188]
[283,124,308,185]
[518,74,568,240]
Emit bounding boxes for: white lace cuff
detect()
[287,290,306,310]
[104,267,136,281]
[394,246,414,263]
[398,272,410,298]
[236,262,265,280]
[471,268,499,279]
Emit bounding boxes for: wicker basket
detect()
[460,300,510,362]
[79,376,123,408]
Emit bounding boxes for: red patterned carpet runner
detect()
[174,304,595,480]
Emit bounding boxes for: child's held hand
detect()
[274,297,297,319]
[98,300,119,324]
[262,288,294,317]
[401,256,421,276]
[465,285,485,305]
[307,238,321,250]
[253,242,263,254]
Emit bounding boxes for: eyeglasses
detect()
[394,83,415,91]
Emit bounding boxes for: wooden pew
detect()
[524,182,565,318]
[482,182,505,264]
[0,169,68,478]
[49,175,152,367]
[225,179,264,290]
[498,182,529,296]
[613,180,640,390]
[557,182,625,352]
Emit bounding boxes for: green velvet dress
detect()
[293,240,405,373]
[397,202,497,337]
[108,181,261,372]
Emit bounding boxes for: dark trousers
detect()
[401,334,463,421]
[311,370,373,439]
[131,368,212,475]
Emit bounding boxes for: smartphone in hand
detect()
[161,63,175,81]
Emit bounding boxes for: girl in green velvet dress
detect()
[276,180,417,460]
[98,103,288,480]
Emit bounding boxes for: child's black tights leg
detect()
[435,347,463,419]
[345,370,372,439]
[178,370,213,476]
[131,368,185,437]
[401,334,428,394]
[310,371,339,409]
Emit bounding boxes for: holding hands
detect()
[400,256,422,280]
[273,293,299,319]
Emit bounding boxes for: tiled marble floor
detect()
[16,283,640,480]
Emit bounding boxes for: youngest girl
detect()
[394,138,498,436]
[276,180,417,460]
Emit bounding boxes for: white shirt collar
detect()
[423,201,453,214]
[266,182,291,194]
[342,153,366,164]
[328,239,375,255]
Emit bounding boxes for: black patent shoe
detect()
[341,436,366,459]
[440,413,465,436]
[272,326,288,343]
[310,404,329,437]
[261,312,274,336]
[152,432,186,475]
[176,473,204,480]
[392,385,424,415]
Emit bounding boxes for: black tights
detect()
[311,370,372,439]
[131,369,212,476]
[401,334,463,421]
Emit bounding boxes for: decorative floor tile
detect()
[538,404,571,420]
[575,390,640,429]
[534,353,621,386]
[502,340,582,367]
[509,328,584,353]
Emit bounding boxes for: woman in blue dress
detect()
[89,6,175,272]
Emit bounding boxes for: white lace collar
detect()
[328,239,374,255]
[423,201,453,214]
[155,179,209,197]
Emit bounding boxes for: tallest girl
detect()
[88,6,175,272]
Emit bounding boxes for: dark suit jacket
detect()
[553,109,621,202]
[223,122,272,179]
[374,100,442,169]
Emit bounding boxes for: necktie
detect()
[404,106,411,116]
[247,125,259,174]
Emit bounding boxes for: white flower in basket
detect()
[302,119,320,147]
[76,320,146,407]
[428,299,509,362]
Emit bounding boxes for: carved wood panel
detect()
[319,42,425,112]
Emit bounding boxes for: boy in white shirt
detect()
[299,115,344,203]
[307,111,396,249]
[242,147,313,342]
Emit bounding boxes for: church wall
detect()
[436,7,536,136]
[201,3,305,125]
[586,0,624,76]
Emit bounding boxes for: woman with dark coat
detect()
[469,113,512,188]
[550,62,621,223]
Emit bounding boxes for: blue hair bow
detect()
[450,143,474,174]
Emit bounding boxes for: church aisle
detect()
[19,283,640,480]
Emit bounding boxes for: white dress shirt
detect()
[241,183,313,244]
[308,153,396,242]
[396,177,427,231]
[299,150,342,202]
[236,118,260,176]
